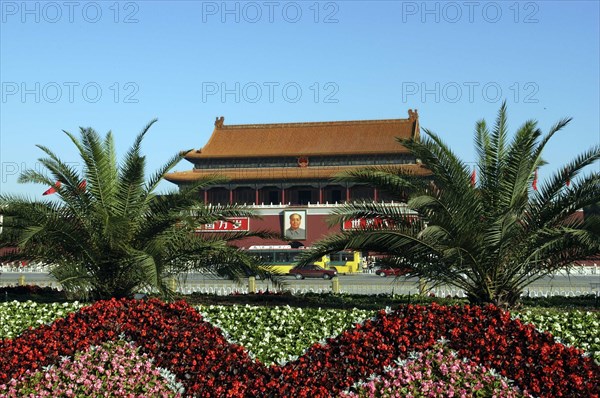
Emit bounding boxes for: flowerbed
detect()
[340,343,526,397]
[3,339,183,397]
[5,300,597,365]
[198,304,374,364]
[515,308,600,362]
[0,301,84,339]
[1,299,598,397]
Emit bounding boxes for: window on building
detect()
[207,188,229,205]
[323,185,345,204]
[298,190,312,205]
[259,188,280,205]
[350,185,374,201]
[234,187,255,204]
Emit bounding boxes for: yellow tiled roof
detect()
[184,111,419,161]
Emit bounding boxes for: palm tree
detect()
[0,120,272,300]
[299,104,600,307]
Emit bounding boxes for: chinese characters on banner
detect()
[195,217,250,232]
[342,217,392,230]
[342,217,419,230]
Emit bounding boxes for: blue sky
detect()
[1,0,598,196]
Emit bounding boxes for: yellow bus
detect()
[317,251,362,274]
[246,246,362,274]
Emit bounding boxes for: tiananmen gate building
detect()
[164,110,431,248]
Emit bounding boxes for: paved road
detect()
[1,271,598,296]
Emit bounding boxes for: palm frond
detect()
[2,120,266,300]
[303,105,599,307]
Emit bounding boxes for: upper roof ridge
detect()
[220,118,414,130]
[213,110,418,130]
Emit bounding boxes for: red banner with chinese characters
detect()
[195,217,250,232]
[342,216,420,230]
[342,217,392,230]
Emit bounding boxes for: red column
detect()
[373,187,378,202]
[255,189,259,205]
[229,189,233,205]
[319,187,323,204]
[346,187,350,202]
[204,190,208,204]
[281,188,285,205]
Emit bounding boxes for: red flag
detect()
[42,180,85,195]
[42,181,61,195]
[532,169,538,191]
[470,168,476,187]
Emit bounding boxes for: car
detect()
[375,266,411,277]
[288,264,338,280]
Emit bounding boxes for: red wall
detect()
[234,214,342,248]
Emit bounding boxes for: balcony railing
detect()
[202,201,410,209]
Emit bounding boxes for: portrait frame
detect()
[283,210,307,240]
